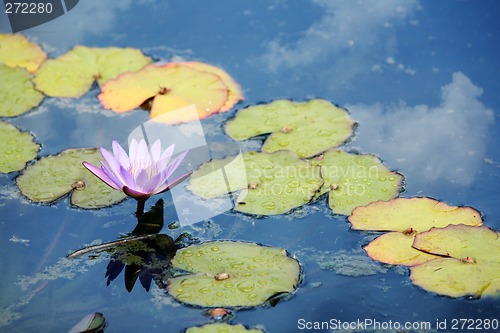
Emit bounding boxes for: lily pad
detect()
[0,64,44,117]
[185,323,264,333]
[179,61,244,112]
[99,63,231,124]
[0,121,39,173]
[317,150,403,216]
[225,99,355,158]
[187,150,323,215]
[33,46,152,97]
[410,225,500,298]
[167,241,301,308]
[16,148,127,209]
[0,33,47,72]
[350,197,483,266]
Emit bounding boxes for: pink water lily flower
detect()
[83,139,191,214]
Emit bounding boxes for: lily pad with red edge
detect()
[16,148,127,209]
[167,241,302,308]
[0,121,39,173]
[0,33,47,73]
[179,61,244,111]
[410,225,500,298]
[0,64,44,117]
[99,63,230,124]
[185,323,264,333]
[315,150,403,216]
[350,197,483,266]
[33,46,152,98]
[225,99,355,158]
[187,150,323,216]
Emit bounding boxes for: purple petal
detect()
[150,140,161,162]
[100,147,122,176]
[112,140,130,169]
[135,168,151,191]
[136,139,151,166]
[164,150,189,179]
[100,161,124,189]
[82,161,120,190]
[152,171,192,195]
[118,165,137,190]
[129,139,139,163]
[123,186,149,199]
[142,172,163,194]
[160,144,175,162]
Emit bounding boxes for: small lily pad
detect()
[410,225,500,298]
[0,121,39,173]
[167,241,301,308]
[99,63,231,124]
[225,99,355,158]
[351,197,483,266]
[0,33,47,72]
[16,148,127,209]
[185,323,264,333]
[317,150,403,216]
[34,46,152,97]
[187,150,323,215]
[0,64,44,117]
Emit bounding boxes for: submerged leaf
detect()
[167,241,301,308]
[187,150,323,215]
[410,225,500,298]
[0,121,39,173]
[0,33,47,72]
[34,46,152,97]
[16,148,127,209]
[317,150,403,215]
[99,63,233,123]
[225,99,355,158]
[186,323,263,333]
[0,64,44,117]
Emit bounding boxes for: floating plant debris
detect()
[16,148,127,209]
[34,46,152,97]
[99,62,242,124]
[0,64,44,117]
[316,150,403,216]
[185,323,264,333]
[187,150,323,215]
[350,197,483,266]
[410,225,500,298]
[0,33,47,72]
[0,121,39,173]
[225,99,355,158]
[167,241,301,308]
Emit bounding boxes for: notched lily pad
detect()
[351,197,483,266]
[225,99,355,158]
[167,241,301,308]
[0,64,44,117]
[410,225,500,298]
[0,121,39,173]
[0,33,47,72]
[185,323,264,333]
[187,150,323,215]
[34,46,152,97]
[99,62,235,124]
[16,148,127,209]
[317,150,403,216]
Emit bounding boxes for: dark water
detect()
[1,1,499,332]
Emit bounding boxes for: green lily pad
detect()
[0,64,44,117]
[225,99,355,158]
[0,121,39,173]
[0,33,47,72]
[316,150,403,216]
[351,197,483,266]
[33,46,152,98]
[167,241,302,308]
[185,323,264,333]
[187,150,323,215]
[16,148,127,209]
[410,225,500,298]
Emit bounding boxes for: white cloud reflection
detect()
[346,72,494,190]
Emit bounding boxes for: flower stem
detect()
[135,198,146,216]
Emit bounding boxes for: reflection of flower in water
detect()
[83,139,191,214]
